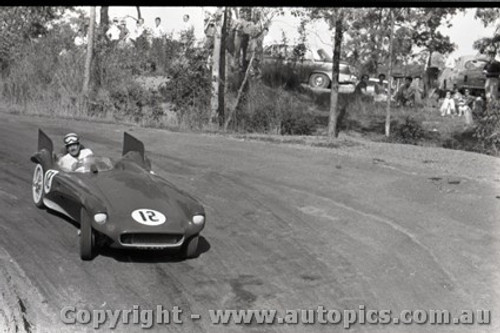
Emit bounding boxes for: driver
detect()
[58,133,94,171]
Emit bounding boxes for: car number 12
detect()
[131,209,166,226]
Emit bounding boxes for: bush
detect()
[235,82,315,135]
[261,60,302,90]
[392,116,425,145]
[473,100,500,155]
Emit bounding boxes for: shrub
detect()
[473,100,500,155]
[392,116,425,145]
[235,82,315,135]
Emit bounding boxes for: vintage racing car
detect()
[30,130,206,260]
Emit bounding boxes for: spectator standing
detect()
[178,14,194,46]
[150,17,166,72]
[106,18,121,45]
[246,11,268,78]
[117,20,130,48]
[483,49,500,103]
[203,11,216,53]
[151,17,165,41]
[133,18,149,50]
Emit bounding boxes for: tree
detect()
[100,6,109,32]
[0,7,72,73]
[302,8,366,139]
[82,7,95,99]
[210,8,224,126]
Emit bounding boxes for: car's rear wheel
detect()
[32,164,45,208]
[80,208,96,261]
[309,73,330,89]
[183,235,199,259]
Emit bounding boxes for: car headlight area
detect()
[94,213,107,224]
[192,214,205,226]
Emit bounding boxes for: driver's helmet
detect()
[64,133,80,146]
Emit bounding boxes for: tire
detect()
[183,235,199,259]
[32,164,45,208]
[80,208,96,261]
[309,73,330,89]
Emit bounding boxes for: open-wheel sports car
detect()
[30,129,206,260]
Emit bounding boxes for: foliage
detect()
[473,100,500,155]
[293,8,462,76]
[235,82,315,135]
[0,7,73,74]
[392,115,425,145]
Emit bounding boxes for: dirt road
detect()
[0,112,498,332]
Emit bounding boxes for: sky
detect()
[81,7,496,61]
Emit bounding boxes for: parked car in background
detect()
[366,78,389,102]
[438,54,491,95]
[262,44,358,92]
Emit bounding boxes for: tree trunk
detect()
[385,8,395,137]
[328,10,344,140]
[100,6,109,32]
[224,53,254,131]
[82,7,95,99]
[218,7,228,127]
[210,8,223,125]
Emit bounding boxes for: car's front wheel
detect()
[309,73,330,89]
[32,164,45,208]
[80,208,96,261]
[183,235,199,259]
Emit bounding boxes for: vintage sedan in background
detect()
[262,43,358,92]
[438,54,490,95]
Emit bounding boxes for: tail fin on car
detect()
[38,129,53,153]
[122,132,145,161]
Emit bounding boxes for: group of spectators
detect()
[439,88,477,125]
[204,8,269,76]
[354,73,423,106]
[73,14,194,50]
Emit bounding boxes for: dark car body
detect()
[30,130,205,260]
[438,55,491,94]
[262,43,357,91]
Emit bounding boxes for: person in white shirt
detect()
[106,18,121,43]
[151,17,165,40]
[74,28,88,47]
[178,14,194,44]
[440,91,456,117]
[58,133,94,172]
[128,17,145,41]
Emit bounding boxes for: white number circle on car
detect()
[131,209,166,226]
[44,170,59,194]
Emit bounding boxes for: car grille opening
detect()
[120,233,183,246]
